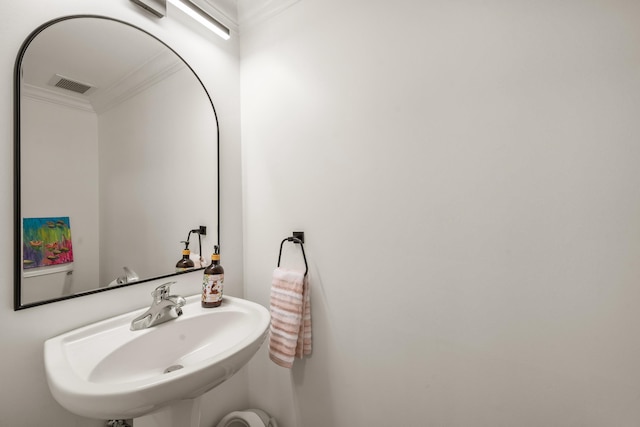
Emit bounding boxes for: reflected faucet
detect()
[130,282,186,331]
[116,267,139,285]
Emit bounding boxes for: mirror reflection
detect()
[15,16,219,309]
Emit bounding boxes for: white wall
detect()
[241,0,640,425]
[0,1,244,425]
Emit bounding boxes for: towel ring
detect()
[277,237,308,276]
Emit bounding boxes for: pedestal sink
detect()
[44,295,270,423]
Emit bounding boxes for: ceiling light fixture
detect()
[167,0,231,40]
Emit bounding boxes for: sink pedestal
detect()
[133,397,201,427]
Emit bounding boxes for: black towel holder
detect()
[277,236,308,276]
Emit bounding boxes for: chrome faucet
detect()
[116,266,139,285]
[130,282,186,331]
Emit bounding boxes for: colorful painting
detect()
[23,217,74,269]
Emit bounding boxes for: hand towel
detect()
[269,267,312,368]
[189,253,206,268]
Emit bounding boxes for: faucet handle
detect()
[152,282,177,303]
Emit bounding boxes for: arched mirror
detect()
[14,15,219,309]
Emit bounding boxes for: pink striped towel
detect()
[269,267,312,368]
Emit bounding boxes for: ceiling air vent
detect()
[49,74,95,95]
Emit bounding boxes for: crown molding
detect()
[237,0,300,28]
[191,0,301,33]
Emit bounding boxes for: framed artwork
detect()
[23,217,74,269]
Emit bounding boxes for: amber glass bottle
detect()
[202,245,224,308]
[176,241,195,272]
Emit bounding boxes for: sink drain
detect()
[164,364,184,374]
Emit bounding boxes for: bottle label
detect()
[202,273,224,304]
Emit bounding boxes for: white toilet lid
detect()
[217,410,266,427]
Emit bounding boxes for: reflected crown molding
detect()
[23,50,184,115]
[91,49,185,114]
[22,83,94,112]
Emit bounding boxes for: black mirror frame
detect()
[14,15,220,310]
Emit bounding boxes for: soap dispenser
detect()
[202,245,224,308]
[175,240,195,272]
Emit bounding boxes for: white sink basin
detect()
[44,295,270,420]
